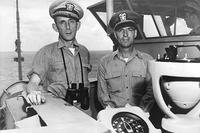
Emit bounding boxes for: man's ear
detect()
[52,23,58,32]
[134,30,137,39]
[114,32,118,39]
[77,21,81,30]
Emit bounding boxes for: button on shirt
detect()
[97,49,154,112]
[28,39,91,98]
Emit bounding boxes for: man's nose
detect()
[123,29,128,37]
[65,21,70,29]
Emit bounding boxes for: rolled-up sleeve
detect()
[27,47,49,83]
[80,46,92,72]
[82,54,92,72]
[97,61,113,108]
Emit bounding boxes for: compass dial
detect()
[111,112,149,133]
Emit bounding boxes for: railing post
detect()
[15,0,23,80]
[106,0,113,25]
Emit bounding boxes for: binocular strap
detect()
[60,48,84,87]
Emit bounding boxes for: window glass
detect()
[96,12,107,25]
[134,4,197,38]
[143,15,159,37]
[142,14,193,38]
[171,18,192,35]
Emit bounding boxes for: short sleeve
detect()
[79,45,92,72]
[27,47,50,83]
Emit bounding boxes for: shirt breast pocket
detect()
[50,61,64,74]
[105,71,122,93]
[48,61,65,82]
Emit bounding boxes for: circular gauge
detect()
[111,112,149,133]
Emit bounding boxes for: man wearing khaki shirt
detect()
[25,0,91,114]
[97,10,154,112]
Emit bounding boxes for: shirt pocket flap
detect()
[51,61,63,71]
[105,71,121,79]
[132,71,145,78]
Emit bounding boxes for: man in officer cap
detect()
[184,0,200,35]
[97,10,154,112]
[25,0,91,114]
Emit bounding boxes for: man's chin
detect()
[120,43,132,48]
[63,37,75,41]
[120,45,132,49]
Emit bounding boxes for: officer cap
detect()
[109,10,141,31]
[49,0,84,21]
[185,0,200,13]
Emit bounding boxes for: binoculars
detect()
[65,83,89,110]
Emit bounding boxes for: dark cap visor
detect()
[114,21,136,31]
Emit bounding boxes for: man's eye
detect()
[69,19,76,23]
[128,28,134,31]
[117,29,123,32]
[59,21,65,24]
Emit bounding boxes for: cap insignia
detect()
[65,3,75,11]
[119,13,127,22]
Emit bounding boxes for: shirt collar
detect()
[112,48,143,60]
[57,38,79,49]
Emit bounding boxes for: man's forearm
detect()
[25,73,45,105]
[26,73,41,93]
[140,83,155,112]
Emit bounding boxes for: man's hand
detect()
[25,74,45,105]
[26,91,45,105]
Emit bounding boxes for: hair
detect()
[53,15,79,24]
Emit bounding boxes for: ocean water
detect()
[0,50,111,96]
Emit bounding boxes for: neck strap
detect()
[60,48,84,86]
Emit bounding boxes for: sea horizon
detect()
[0,50,111,96]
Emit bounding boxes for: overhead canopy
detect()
[88,0,186,16]
[87,0,194,51]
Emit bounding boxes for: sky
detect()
[0,0,113,52]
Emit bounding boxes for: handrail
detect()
[0,81,28,110]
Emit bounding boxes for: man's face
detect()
[114,26,137,48]
[54,16,80,41]
[184,12,194,28]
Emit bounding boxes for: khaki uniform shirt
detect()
[28,39,91,99]
[97,49,154,112]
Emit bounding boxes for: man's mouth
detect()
[122,38,129,42]
[65,30,72,34]
[66,32,72,35]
